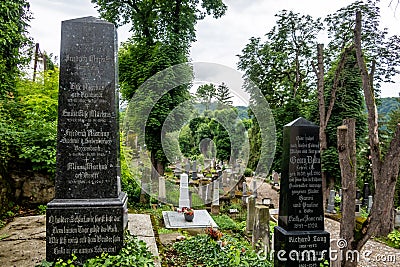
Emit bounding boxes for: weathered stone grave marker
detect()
[211,181,220,214]
[46,17,128,262]
[252,205,270,253]
[246,196,256,234]
[274,117,330,266]
[326,189,336,214]
[178,173,190,209]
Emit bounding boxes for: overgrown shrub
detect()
[167,233,272,267]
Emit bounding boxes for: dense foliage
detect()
[310,48,367,187]
[0,0,32,99]
[238,10,322,171]
[92,0,227,175]
[166,234,272,267]
[237,0,400,183]
[178,107,246,162]
[0,70,58,173]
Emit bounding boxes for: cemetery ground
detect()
[1,180,400,266]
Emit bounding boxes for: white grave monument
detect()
[178,173,190,208]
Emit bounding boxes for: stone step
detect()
[127,214,161,267]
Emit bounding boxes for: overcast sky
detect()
[29,0,400,98]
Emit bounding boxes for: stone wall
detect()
[0,171,11,215]
[10,170,54,206]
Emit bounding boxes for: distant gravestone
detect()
[246,196,256,234]
[274,118,330,266]
[140,167,151,203]
[362,183,370,207]
[178,173,190,209]
[326,190,336,213]
[159,176,166,203]
[192,160,197,180]
[174,162,182,177]
[185,161,190,175]
[252,205,270,253]
[46,17,128,262]
[252,180,258,198]
[211,181,220,214]
[273,171,280,186]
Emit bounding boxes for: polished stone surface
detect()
[162,210,218,229]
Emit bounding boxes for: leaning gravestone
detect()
[274,117,330,267]
[46,17,128,262]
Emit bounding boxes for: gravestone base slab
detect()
[46,192,128,262]
[162,210,218,229]
[274,226,330,267]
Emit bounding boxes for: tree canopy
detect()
[0,0,32,99]
[92,0,227,174]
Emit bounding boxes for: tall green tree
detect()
[237,10,323,171]
[324,0,400,91]
[92,0,227,175]
[196,83,216,110]
[215,82,233,107]
[311,47,366,188]
[0,0,32,99]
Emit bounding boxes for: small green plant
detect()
[360,207,369,218]
[0,220,5,229]
[158,228,175,234]
[38,205,47,215]
[320,259,330,266]
[168,233,272,266]
[387,229,400,248]
[212,214,240,231]
[37,232,155,267]
[244,168,253,177]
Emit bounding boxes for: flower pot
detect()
[184,213,194,222]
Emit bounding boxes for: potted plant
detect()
[182,207,194,222]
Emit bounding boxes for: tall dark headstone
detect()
[362,183,370,207]
[46,17,128,262]
[274,118,330,267]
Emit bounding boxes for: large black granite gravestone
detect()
[46,17,128,262]
[274,118,330,267]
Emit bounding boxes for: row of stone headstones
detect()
[326,183,374,215]
[173,159,242,177]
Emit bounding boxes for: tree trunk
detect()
[354,11,400,238]
[313,43,354,205]
[337,119,357,267]
[314,44,329,203]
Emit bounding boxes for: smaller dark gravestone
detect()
[274,118,330,267]
[46,17,128,262]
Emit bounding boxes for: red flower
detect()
[181,207,194,216]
